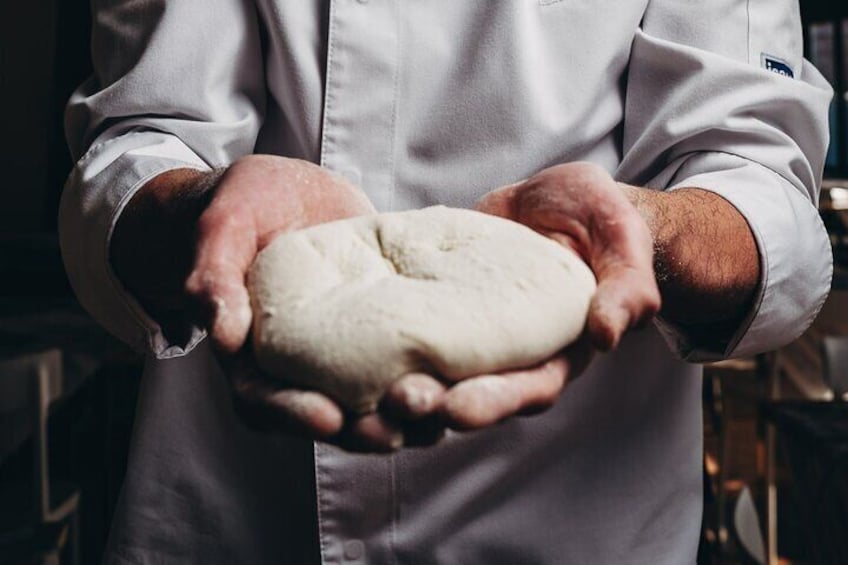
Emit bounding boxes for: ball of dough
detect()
[247,206,596,414]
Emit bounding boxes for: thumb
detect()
[185,264,253,354]
[185,204,259,355]
[587,266,660,351]
[475,181,525,219]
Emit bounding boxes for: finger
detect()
[512,168,660,350]
[263,389,346,437]
[336,413,405,453]
[382,373,447,420]
[442,356,570,431]
[185,201,258,354]
[517,335,594,416]
[185,268,254,354]
[230,367,345,438]
[588,265,661,351]
[474,181,524,218]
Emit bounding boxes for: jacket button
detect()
[343,539,365,560]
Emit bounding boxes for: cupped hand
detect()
[182,155,449,451]
[184,155,375,354]
[435,162,661,431]
[477,162,660,350]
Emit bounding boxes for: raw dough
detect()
[248,206,596,414]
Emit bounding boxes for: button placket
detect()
[315,1,402,562]
[319,0,401,212]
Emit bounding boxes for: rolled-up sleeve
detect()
[59,0,265,357]
[616,0,834,361]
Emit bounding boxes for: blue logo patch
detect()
[761,54,794,79]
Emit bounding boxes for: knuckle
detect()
[183,274,202,298]
[445,394,491,430]
[628,289,661,328]
[642,286,662,314]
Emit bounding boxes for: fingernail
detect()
[405,387,435,414]
[591,299,629,350]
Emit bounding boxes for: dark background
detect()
[0,1,91,298]
[1,1,91,234]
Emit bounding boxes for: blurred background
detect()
[0,1,847,564]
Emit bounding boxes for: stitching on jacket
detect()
[76,130,149,166]
[319,1,338,171]
[313,441,329,565]
[315,3,337,562]
[746,0,751,65]
[388,2,402,211]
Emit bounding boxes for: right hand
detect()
[476,162,661,351]
[185,155,375,354]
[181,155,452,451]
[427,162,660,432]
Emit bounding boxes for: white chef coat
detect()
[59,1,832,563]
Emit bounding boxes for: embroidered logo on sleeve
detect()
[761,54,795,78]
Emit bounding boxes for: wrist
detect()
[620,183,759,329]
[616,183,674,283]
[110,167,223,315]
[616,183,667,246]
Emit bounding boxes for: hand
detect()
[434,162,661,431]
[112,154,449,451]
[184,155,375,354]
[435,335,594,430]
[179,155,463,451]
[477,162,660,350]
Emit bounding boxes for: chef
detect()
[61,1,831,563]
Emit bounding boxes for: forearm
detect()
[622,185,760,340]
[110,168,222,326]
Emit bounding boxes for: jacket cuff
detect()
[654,151,832,361]
[59,131,211,358]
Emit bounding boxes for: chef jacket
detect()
[59,1,832,563]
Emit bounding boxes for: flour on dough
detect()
[247,206,596,414]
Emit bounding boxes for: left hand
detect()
[477,161,661,350]
[429,162,660,431]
